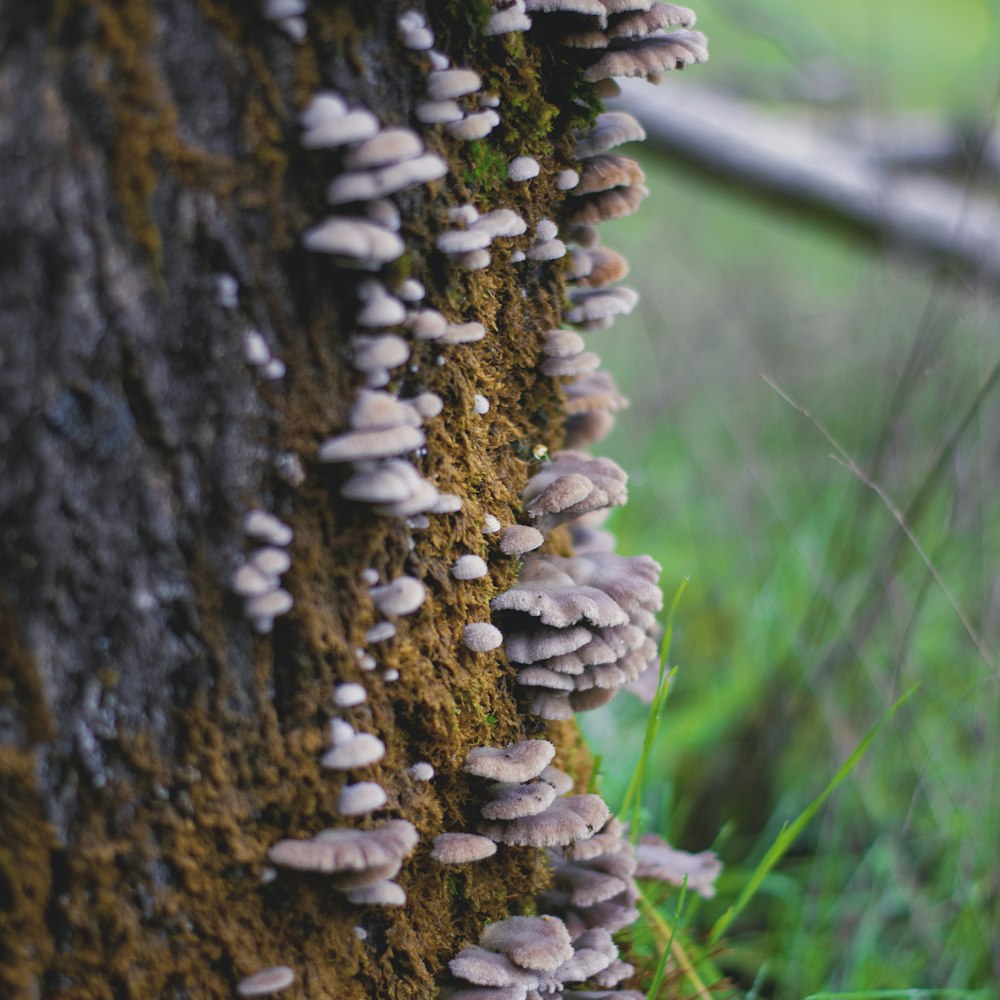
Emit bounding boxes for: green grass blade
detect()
[647,876,688,999]
[621,577,688,830]
[707,685,919,946]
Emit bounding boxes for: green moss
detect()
[462,139,509,195]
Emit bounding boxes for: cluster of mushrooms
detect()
[233,1,715,997]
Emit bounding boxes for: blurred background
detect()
[579,1,1000,995]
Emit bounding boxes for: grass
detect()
[578,1,1000,995]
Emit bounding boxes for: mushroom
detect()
[464,740,556,782]
[344,879,407,906]
[370,576,426,616]
[408,761,435,781]
[338,781,387,815]
[244,510,293,546]
[479,915,574,972]
[324,154,448,204]
[485,1,532,35]
[508,156,541,182]
[463,622,505,652]
[582,29,709,82]
[633,833,722,899]
[427,68,483,100]
[333,683,367,707]
[449,947,541,989]
[479,794,611,847]
[499,525,544,556]
[236,966,296,997]
[452,555,489,580]
[344,128,423,169]
[320,731,386,769]
[303,217,405,263]
[432,832,499,863]
[267,819,418,885]
[318,425,425,463]
[574,112,646,159]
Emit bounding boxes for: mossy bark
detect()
[0,2,598,997]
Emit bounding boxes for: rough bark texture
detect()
[0,2,599,997]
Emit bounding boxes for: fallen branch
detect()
[617,81,1000,286]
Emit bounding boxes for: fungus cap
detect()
[474,209,528,238]
[526,240,567,261]
[231,563,274,597]
[338,781,387,815]
[508,156,541,181]
[427,68,483,100]
[450,947,541,989]
[431,493,464,514]
[351,334,410,372]
[634,834,722,899]
[574,112,646,159]
[334,683,367,708]
[300,109,379,149]
[268,819,418,875]
[303,217,404,263]
[345,879,407,906]
[318,425,424,463]
[455,248,492,270]
[432,832,499,863]
[481,780,558,820]
[442,321,486,344]
[453,554,489,580]
[408,761,435,780]
[251,547,292,578]
[300,91,346,128]
[582,29,709,82]
[417,99,464,124]
[479,915,574,972]
[446,113,499,141]
[325,154,448,204]
[350,390,421,430]
[344,127,423,169]
[244,510,293,546]
[370,576,426,616]
[365,621,396,643]
[479,794,611,847]
[437,228,493,254]
[236,966,296,997]
[525,0,608,23]
[499,525,545,556]
[486,5,533,34]
[320,732,386,770]
[245,588,294,619]
[464,739,556,782]
[463,622,505,652]
[406,309,449,340]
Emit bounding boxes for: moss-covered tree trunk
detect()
[0,2,701,997]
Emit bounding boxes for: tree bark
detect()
[0,3,596,996]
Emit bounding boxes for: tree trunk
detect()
[0,2,674,997]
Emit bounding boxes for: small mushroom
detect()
[236,966,296,997]
[320,731,386,770]
[370,576,426,616]
[432,832,498,864]
[463,622,504,652]
[464,740,556,783]
[453,555,489,580]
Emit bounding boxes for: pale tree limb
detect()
[616,81,1000,288]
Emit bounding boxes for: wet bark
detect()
[0,3,593,997]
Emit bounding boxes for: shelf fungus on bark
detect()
[320,731,386,770]
[432,833,499,863]
[633,832,723,898]
[236,965,296,997]
[464,739,557,783]
[267,819,418,888]
[463,622,505,652]
[338,781,387,816]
